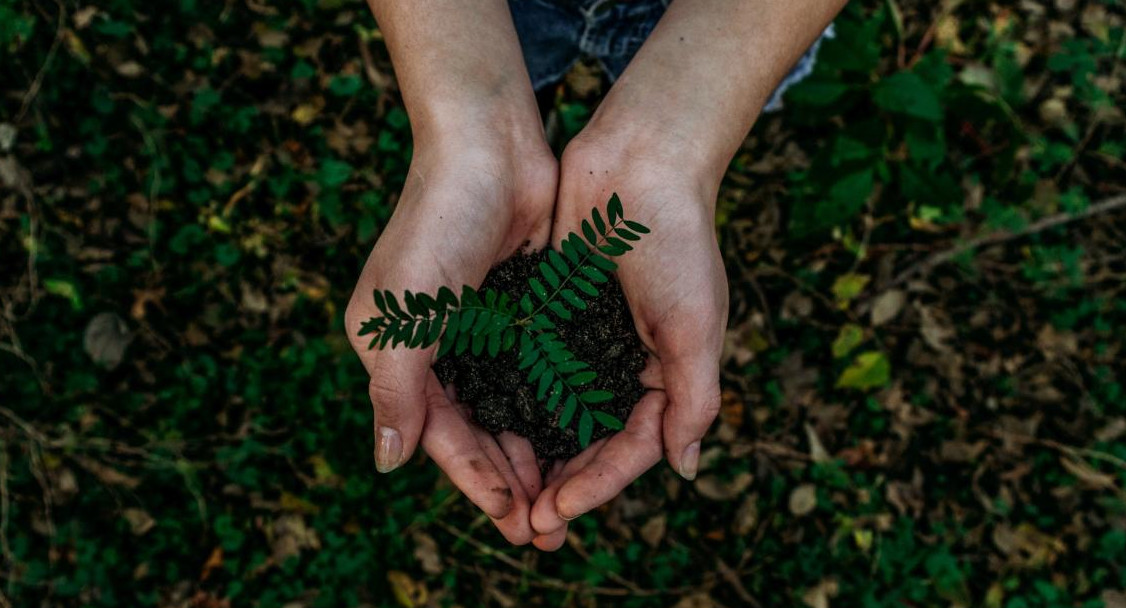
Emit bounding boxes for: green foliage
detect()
[358,194,647,447]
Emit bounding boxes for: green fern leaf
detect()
[580,390,613,403]
[548,250,569,276]
[581,220,598,246]
[547,301,572,320]
[536,369,554,400]
[404,291,422,316]
[416,292,437,311]
[560,289,587,310]
[556,360,589,373]
[592,411,624,430]
[623,220,650,234]
[460,309,477,334]
[539,262,560,289]
[384,291,404,317]
[472,310,492,335]
[528,359,547,383]
[470,332,486,356]
[588,254,618,272]
[358,318,383,336]
[573,277,599,297]
[455,331,470,355]
[578,410,593,448]
[410,320,429,347]
[546,384,563,411]
[568,371,597,386]
[600,243,627,257]
[438,328,457,356]
[487,330,501,357]
[529,278,549,303]
[460,285,480,307]
[561,239,580,264]
[425,310,444,346]
[547,348,574,363]
[502,327,516,351]
[519,293,533,314]
[592,207,607,235]
[559,396,578,428]
[529,314,555,331]
[380,324,396,348]
[580,266,608,284]
[614,228,640,241]
[372,290,387,315]
[568,234,591,256]
[437,286,458,307]
[606,236,632,251]
[607,193,623,223]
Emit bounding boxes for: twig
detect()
[16,0,66,122]
[888,193,1126,289]
[716,557,762,608]
[0,444,13,597]
[434,521,680,597]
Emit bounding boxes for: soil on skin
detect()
[434,249,647,460]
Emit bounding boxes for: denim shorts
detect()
[509,0,834,112]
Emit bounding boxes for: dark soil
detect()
[434,249,647,460]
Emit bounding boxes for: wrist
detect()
[579,101,732,195]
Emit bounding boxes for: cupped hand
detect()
[345,132,557,545]
[528,135,729,550]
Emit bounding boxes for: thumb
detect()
[657,323,722,481]
[346,299,430,473]
[366,350,431,473]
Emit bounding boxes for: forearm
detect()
[583,0,847,184]
[366,1,544,147]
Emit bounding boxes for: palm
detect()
[528,158,727,551]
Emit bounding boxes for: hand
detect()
[528,133,728,550]
[345,129,557,545]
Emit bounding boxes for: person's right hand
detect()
[344,125,557,545]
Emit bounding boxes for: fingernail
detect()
[560,512,581,522]
[679,441,700,481]
[375,427,403,473]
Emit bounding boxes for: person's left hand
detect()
[526,132,729,551]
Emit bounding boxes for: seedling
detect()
[358,193,649,448]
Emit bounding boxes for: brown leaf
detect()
[640,514,667,548]
[696,472,753,501]
[788,484,817,516]
[387,571,428,608]
[83,312,133,369]
[1102,590,1126,608]
[1060,457,1117,490]
[122,508,155,535]
[733,494,759,536]
[411,532,442,575]
[804,423,831,463]
[869,289,906,326]
[802,579,839,608]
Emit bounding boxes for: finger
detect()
[639,354,664,390]
[554,391,666,520]
[420,377,515,520]
[346,289,432,473]
[530,441,608,535]
[532,526,569,552]
[656,325,722,481]
[497,432,543,501]
[471,426,535,545]
[366,350,432,473]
